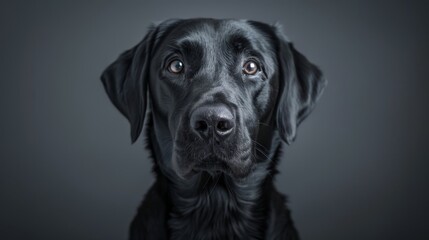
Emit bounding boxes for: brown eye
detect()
[242,60,259,75]
[168,59,184,73]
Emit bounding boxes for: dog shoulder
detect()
[129,180,169,240]
[265,189,301,240]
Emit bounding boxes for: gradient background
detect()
[1,1,428,239]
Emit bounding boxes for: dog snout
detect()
[190,105,235,141]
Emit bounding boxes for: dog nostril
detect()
[216,120,230,132]
[195,120,208,132]
[216,120,234,135]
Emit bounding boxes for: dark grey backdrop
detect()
[1,1,428,240]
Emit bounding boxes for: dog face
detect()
[150,19,278,179]
[101,19,326,179]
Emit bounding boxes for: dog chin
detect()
[173,154,253,180]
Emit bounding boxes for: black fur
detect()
[101,18,326,240]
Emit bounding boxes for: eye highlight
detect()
[242,60,260,75]
[168,59,184,74]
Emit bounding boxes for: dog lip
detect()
[193,155,228,172]
[176,143,252,177]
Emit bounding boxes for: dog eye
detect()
[242,60,259,75]
[168,59,184,74]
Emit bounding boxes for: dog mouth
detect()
[192,154,229,175]
[173,145,254,179]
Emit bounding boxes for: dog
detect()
[101,18,326,240]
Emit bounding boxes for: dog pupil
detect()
[245,61,257,74]
[171,60,183,72]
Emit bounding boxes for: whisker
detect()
[255,147,272,161]
[250,151,275,179]
[252,142,273,163]
[251,139,270,153]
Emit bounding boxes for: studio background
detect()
[1,1,428,240]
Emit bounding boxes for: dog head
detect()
[101,19,326,179]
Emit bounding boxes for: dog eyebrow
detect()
[228,34,252,52]
[167,39,203,55]
[179,40,202,53]
[227,33,266,64]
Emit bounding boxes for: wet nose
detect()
[190,105,235,140]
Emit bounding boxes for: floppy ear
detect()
[275,30,327,144]
[101,26,158,143]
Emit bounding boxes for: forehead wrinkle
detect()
[174,40,202,53]
[224,21,273,53]
[174,23,219,74]
[176,23,216,47]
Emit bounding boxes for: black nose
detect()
[190,105,235,140]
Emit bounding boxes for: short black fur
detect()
[101,18,326,240]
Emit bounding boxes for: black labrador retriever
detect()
[101,18,326,240]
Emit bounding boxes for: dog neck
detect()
[167,169,270,239]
